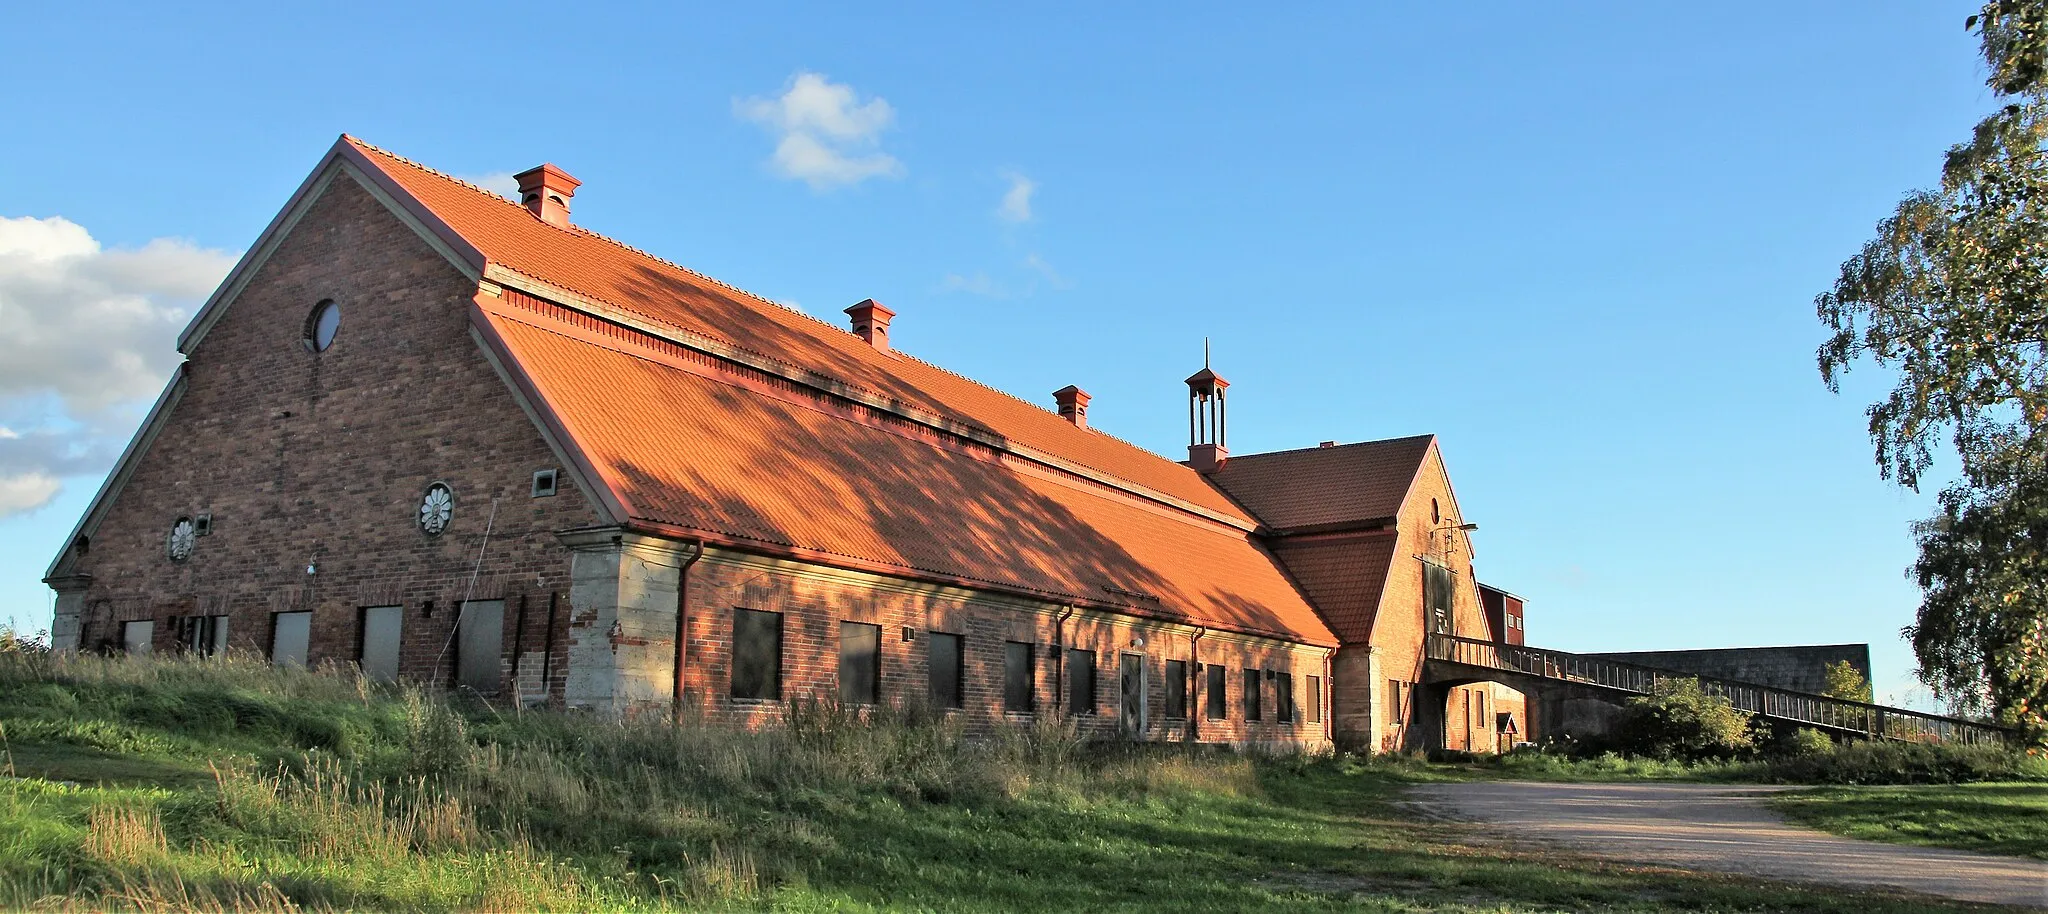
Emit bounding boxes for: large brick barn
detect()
[44,136,1518,752]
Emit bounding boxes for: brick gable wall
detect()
[60,172,601,697]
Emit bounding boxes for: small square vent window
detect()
[193,514,213,536]
[531,469,559,498]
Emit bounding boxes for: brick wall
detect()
[57,171,600,699]
[670,550,1332,746]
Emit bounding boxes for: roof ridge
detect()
[1229,433,1436,461]
[347,135,1238,515]
[344,135,817,323]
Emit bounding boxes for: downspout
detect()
[1053,605,1075,715]
[509,592,530,704]
[673,539,706,725]
[1188,627,1206,743]
[539,591,559,701]
[1323,647,1335,746]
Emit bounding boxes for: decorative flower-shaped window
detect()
[418,483,454,536]
[167,516,196,562]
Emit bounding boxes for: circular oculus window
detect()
[167,516,196,562]
[306,300,341,352]
[418,483,454,536]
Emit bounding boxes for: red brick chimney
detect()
[1053,385,1091,428]
[845,299,895,352]
[514,163,581,228]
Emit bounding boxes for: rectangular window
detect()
[1307,675,1323,723]
[455,600,505,693]
[732,609,783,700]
[1205,664,1228,720]
[928,632,963,709]
[359,605,403,683]
[1004,641,1035,712]
[1066,648,1096,715]
[839,621,881,704]
[1242,667,1262,721]
[271,611,311,667]
[177,614,228,657]
[1275,672,1295,723]
[1164,659,1188,719]
[121,619,154,656]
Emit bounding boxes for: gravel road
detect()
[1406,781,2047,909]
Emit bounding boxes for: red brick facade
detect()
[52,174,596,700]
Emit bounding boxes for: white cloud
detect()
[458,172,522,200]
[0,215,237,516]
[938,272,1004,297]
[0,472,60,516]
[1024,253,1070,289]
[998,171,1036,223]
[737,72,903,190]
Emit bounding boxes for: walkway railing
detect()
[1425,633,2014,746]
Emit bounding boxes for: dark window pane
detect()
[929,632,963,709]
[840,622,881,704]
[1206,664,1228,720]
[732,609,783,700]
[1004,641,1035,712]
[1276,673,1295,723]
[1067,649,1096,715]
[1242,668,1261,721]
[1307,675,1323,723]
[1164,660,1188,719]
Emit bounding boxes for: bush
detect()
[1763,738,2048,784]
[1611,677,1756,761]
[1774,727,1837,758]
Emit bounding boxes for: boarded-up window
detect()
[1164,659,1188,719]
[456,600,504,693]
[732,609,782,700]
[271,611,311,667]
[1067,649,1096,715]
[1275,672,1295,723]
[928,632,963,709]
[359,605,403,683]
[178,615,227,657]
[1242,667,1261,721]
[1307,675,1324,723]
[1004,641,1035,712]
[1205,664,1228,719]
[122,620,154,656]
[1425,561,1455,635]
[839,622,881,704]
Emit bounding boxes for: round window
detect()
[306,300,341,352]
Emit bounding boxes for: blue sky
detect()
[0,3,1997,707]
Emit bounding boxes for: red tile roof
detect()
[342,137,1253,526]
[477,292,1333,643]
[326,138,1330,643]
[1269,537,1396,643]
[1206,436,1436,530]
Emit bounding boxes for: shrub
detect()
[1764,738,2048,784]
[1611,677,1756,761]
[1774,727,1837,758]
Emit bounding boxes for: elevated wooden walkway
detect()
[1424,633,2013,746]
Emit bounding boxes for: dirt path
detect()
[1406,781,2047,909]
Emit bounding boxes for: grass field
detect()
[1771,783,2048,860]
[0,643,2023,912]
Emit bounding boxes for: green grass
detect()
[0,644,2021,912]
[1772,783,2048,860]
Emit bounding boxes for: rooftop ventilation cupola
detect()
[845,299,895,352]
[514,163,581,228]
[1186,340,1229,473]
[1053,385,1092,428]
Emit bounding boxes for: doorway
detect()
[1119,653,1147,737]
